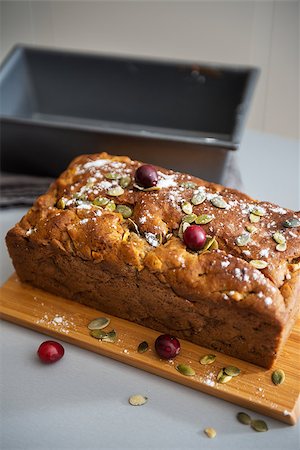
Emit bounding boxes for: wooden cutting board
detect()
[1,273,299,425]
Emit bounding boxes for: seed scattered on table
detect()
[128,395,148,406]
[204,427,217,439]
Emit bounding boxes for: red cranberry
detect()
[37,340,65,364]
[135,164,158,188]
[155,334,181,359]
[183,224,206,251]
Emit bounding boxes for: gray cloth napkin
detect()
[0,173,54,208]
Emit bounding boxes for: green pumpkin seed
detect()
[128,394,148,406]
[200,354,216,365]
[224,365,241,377]
[249,213,261,223]
[178,221,190,239]
[204,428,217,439]
[250,260,268,270]
[176,364,195,376]
[276,242,287,252]
[90,329,116,342]
[211,196,228,209]
[236,232,251,247]
[191,191,206,205]
[182,213,197,224]
[180,181,197,189]
[210,238,219,250]
[56,198,66,209]
[237,412,252,425]
[107,186,124,197]
[102,330,117,343]
[181,201,193,214]
[271,369,285,385]
[137,341,149,354]
[93,196,109,206]
[119,176,131,188]
[104,172,119,180]
[90,329,109,339]
[251,419,268,432]
[88,317,110,330]
[245,224,257,233]
[201,236,216,252]
[195,214,214,225]
[116,204,133,219]
[217,369,233,384]
[251,206,265,217]
[273,231,286,245]
[105,200,116,211]
[283,218,300,228]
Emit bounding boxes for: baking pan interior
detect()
[0,46,257,145]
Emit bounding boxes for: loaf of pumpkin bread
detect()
[6,153,300,368]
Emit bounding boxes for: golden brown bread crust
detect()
[6,152,300,367]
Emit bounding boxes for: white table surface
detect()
[1,130,300,450]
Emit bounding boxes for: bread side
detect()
[6,153,300,367]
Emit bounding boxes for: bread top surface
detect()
[11,152,300,324]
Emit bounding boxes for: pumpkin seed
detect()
[283,218,300,228]
[181,201,193,214]
[201,236,216,252]
[249,260,268,270]
[104,172,119,180]
[93,196,109,206]
[200,354,216,365]
[137,341,149,354]
[237,412,252,425]
[191,191,206,205]
[204,427,217,439]
[271,369,285,385]
[90,329,109,339]
[210,238,219,250]
[176,364,195,376]
[273,231,286,245]
[107,186,124,197]
[276,242,287,252]
[251,419,268,432]
[128,218,140,235]
[211,196,228,209]
[88,317,110,330]
[236,232,251,247]
[119,176,131,188]
[251,206,265,217]
[105,200,116,211]
[249,213,260,223]
[102,330,117,343]
[56,198,66,209]
[195,214,214,225]
[246,224,257,233]
[128,394,148,406]
[116,204,133,219]
[217,368,233,384]
[90,329,117,342]
[224,365,241,377]
[180,181,197,189]
[178,221,190,239]
[182,213,197,224]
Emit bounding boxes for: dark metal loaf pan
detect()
[0,45,258,182]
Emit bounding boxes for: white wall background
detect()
[0,0,299,140]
